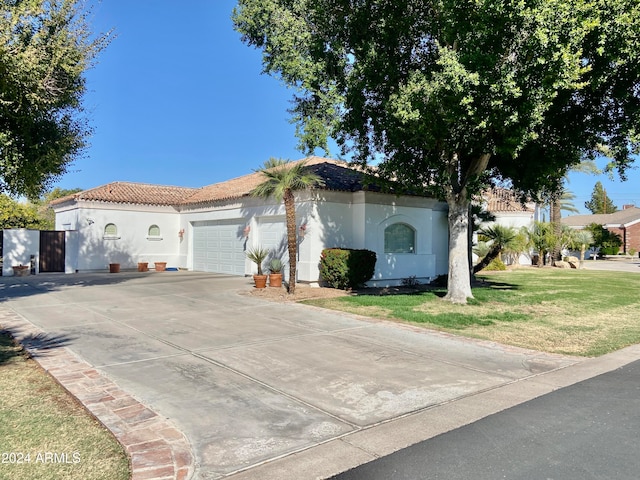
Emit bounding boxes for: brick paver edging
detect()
[0,308,195,480]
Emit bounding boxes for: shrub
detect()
[401,275,420,287]
[481,257,507,271]
[320,248,376,289]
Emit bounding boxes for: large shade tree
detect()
[0,0,110,198]
[251,158,323,294]
[233,0,639,303]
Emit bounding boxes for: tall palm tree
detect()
[251,158,324,294]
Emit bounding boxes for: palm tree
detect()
[473,224,518,273]
[527,221,554,266]
[251,158,324,294]
[570,229,594,268]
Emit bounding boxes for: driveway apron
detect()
[0,272,582,479]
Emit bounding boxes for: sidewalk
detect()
[1,271,639,480]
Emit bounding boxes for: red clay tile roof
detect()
[50,157,421,208]
[483,188,535,213]
[180,156,344,205]
[50,182,199,206]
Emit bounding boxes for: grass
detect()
[304,268,640,357]
[0,331,130,480]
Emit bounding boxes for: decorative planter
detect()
[12,266,30,277]
[137,262,149,272]
[109,263,120,273]
[253,274,268,289]
[268,273,283,288]
[154,262,167,272]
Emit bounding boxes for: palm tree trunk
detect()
[550,198,562,264]
[473,246,501,274]
[284,189,297,294]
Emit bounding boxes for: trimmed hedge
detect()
[320,248,377,289]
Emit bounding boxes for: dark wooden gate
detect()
[39,231,66,273]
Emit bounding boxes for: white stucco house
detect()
[51,157,449,286]
[477,188,543,265]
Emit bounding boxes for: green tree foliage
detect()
[233,0,639,303]
[0,0,110,197]
[585,222,623,255]
[251,158,324,294]
[585,181,618,214]
[526,222,555,267]
[570,229,594,267]
[31,187,82,229]
[0,194,46,229]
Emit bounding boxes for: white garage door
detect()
[192,220,246,275]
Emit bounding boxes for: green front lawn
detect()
[305,269,640,357]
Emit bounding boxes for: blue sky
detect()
[54,0,639,215]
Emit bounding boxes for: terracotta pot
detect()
[154,262,167,272]
[268,273,283,288]
[137,262,149,272]
[253,274,268,289]
[109,263,120,273]
[12,266,30,277]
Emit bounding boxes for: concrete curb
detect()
[0,308,195,480]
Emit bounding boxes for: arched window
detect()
[384,223,416,253]
[104,223,118,237]
[148,225,161,237]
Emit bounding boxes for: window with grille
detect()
[384,223,416,253]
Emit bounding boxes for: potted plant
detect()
[154,261,167,272]
[246,246,269,288]
[137,261,149,272]
[268,258,283,288]
[109,263,120,273]
[12,264,30,277]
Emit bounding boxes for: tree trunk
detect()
[284,189,297,294]
[444,196,473,303]
[468,206,475,282]
[550,198,562,264]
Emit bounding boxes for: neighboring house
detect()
[562,205,640,254]
[478,188,542,265]
[51,157,449,286]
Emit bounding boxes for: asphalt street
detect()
[333,360,640,480]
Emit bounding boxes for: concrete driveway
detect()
[2,271,637,479]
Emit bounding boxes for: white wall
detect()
[306,191,448,286]
[2,229,40,276]
[55,190,449,284]
[55,201,182,271]
[485,211,537,265]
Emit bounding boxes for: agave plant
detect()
[268,258,283,274]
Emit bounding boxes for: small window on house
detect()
[384,223,416,253]
[104,223,118,237]
[147,224,162,240]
